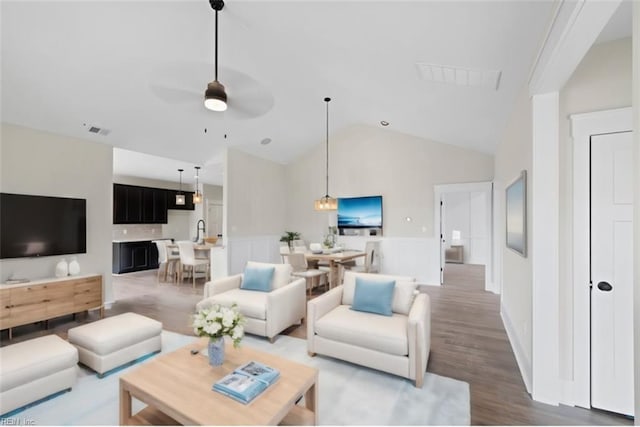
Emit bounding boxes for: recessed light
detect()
[380,121,389,127]
[261,138,272,145]
[405,216,412,222]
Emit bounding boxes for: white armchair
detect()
[307,271,431,387]
[196,262,306,342]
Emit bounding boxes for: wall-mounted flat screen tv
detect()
[337,196,383,229]
[0,193,87,259]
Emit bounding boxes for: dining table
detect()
[304,250,366,288]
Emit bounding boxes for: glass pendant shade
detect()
[314,196,337,211]
[193,166,203,204]
[176,168,186,205]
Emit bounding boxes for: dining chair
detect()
[279,242,290,263]
[285,253,328,296]
[153,240,179,283]
[345,241,380,274]
[177,241,210,288]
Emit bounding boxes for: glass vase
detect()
[208,336,225,366]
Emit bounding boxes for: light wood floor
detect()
[1,266,632,425]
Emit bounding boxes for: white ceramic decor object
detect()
[55,259,69,278]
[68,258,80,276]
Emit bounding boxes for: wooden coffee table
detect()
[119,338,318,425]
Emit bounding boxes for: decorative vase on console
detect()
[55,259,68,278]
[68,258,80,276]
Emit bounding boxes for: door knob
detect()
[597,281,613,292]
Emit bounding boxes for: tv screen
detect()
[0,193,87,259]
[337,196,383,229]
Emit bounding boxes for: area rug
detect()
[12,331,470,425]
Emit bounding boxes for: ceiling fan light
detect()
[204,81,228,111]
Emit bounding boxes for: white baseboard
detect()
[501,306,532,394]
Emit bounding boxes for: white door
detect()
[590,131,634,416]
[439,199,445,284]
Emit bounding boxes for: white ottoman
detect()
[0,335,78,416]
[68,312,162,377]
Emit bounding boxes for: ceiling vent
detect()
[416,63,502,90]
[87,125,111,136]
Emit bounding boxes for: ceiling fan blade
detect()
[149,84,200,104]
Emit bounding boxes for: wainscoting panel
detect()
[337,236,440,285]
[227,235,281,274]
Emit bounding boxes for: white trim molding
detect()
[529,0,622,95]
[501,306,532,393]
[570,107,632,409]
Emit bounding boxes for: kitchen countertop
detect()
[112,238,173,243]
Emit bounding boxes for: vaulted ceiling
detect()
[2,1,560,184]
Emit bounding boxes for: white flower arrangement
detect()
[192,303,245,348]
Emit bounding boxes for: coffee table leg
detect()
[119,381,132,425]
[305,379,318,425]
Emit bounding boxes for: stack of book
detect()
[213,361,280,404]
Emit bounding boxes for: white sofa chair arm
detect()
[306,285,344,354]
[203,274,243,298]
[265,278,306,340]
[407,293,431,388]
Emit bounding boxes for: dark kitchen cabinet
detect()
[167,189,196,210]
[113,184,168,224]
[112,241,159,274]
[142,187,168,223]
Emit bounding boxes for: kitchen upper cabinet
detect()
[167,189,195,211]
[113,184,168,224]
[113,184,142,224]
[142,187,168,223]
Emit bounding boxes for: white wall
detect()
[494,85,534,392]
[442,191,490,265]
[284,124,493,283]
[0,124,114,303]
[225,148,286,273]
[559,37,632,388]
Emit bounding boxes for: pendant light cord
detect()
[325,97,330,197]
[214,9,219,81]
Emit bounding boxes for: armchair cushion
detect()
[342,272,416,314]
[315,305,408,356]
[241,265,275,292]
[199,289,267,320]
[351,277,395,316]
[246,261,292,289]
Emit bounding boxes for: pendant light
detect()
[314,97,337,211]
[204,0,227,111]
[193,166,203,204]
[176,168,186,206]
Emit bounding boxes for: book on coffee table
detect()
[213,361,280,404]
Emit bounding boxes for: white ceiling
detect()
[2,1,560,185]
[595,0,633,45]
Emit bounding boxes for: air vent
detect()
[416,63,502,90]
[86,125,111,136]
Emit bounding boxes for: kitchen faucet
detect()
[195,219,206,243]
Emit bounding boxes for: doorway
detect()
[434,182,493,291]
[206,201,223,238]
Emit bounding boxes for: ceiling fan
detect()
[148,0,274,119]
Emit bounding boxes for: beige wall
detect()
[285,124,494,243]
[559,37,632,380]
[494,85,533,386]
[0,123,114,303]
[226,148,286,238]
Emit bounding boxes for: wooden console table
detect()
[0,274,103,340]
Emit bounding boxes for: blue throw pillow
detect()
[351,277,396,316]
[241,266,275,292]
